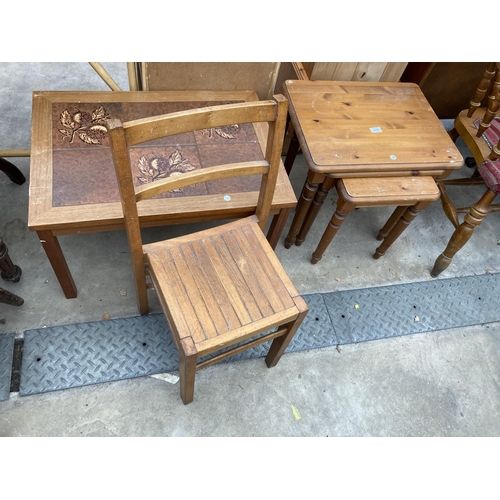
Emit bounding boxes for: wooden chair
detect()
[431,63,500,277]
[0,238,24,306]
[136,62,281,100]
[105,95,308,404]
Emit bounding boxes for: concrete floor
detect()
[1,62,500,437]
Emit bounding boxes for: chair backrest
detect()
[137,62,281,100]
[467,62,500,162]
[105,95,288,309]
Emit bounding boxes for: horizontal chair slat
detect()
[135,161,270,201]
[123,100,278,146]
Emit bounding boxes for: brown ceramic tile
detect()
[198,142,264,195]
[123,101,196,147]
[52,149,119,206]
[52,102,123,150]
[128,145,208,199]
[186,101,259,145]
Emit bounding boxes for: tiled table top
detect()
[51,100,263,207]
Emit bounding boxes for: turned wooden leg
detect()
[284,127,300,175]
[0,287,24,306]
[0,157,26,185]
[178,338,197,405]
[447,128,459,143]
[296,177,336,246]
[311,197,356,264]
[266,208,292,249]
[436,179,460,228]
[266,297,308,368]
[284,171,326,249]
[431,189,497,277]
[376,206,407,241]
[37,230,77,299]
[374,201,430,259]
[0,238,22,282]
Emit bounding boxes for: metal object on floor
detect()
[323,273,500,344]
[20,315,176,396]
[0,333,15,401]
[17,273,500,397]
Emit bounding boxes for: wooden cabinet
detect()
[400,62,489,119]
[275,62,408,93]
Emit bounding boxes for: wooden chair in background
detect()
[135,62,281,100]
[431,62,500,277]
[105,95,308,404]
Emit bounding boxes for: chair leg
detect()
[0,238,22,282]
[0,157,26,185]
[311,197,355,264]
[0,287,24,306]
[374,201,431,259]
[265,297,309,368]
[178,338,198,405]
[431,189,497,277]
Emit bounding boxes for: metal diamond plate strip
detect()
[20,315,177,396]
[18,273,500,396]
[323,273,500,345]
[0,333,15,401]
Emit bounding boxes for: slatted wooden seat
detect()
[106,95,308,404]
[309,176,441,264]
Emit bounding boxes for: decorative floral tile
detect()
[52,102,123,150]
[128,145,208,198]
[123,101,195,146]
[50,99,265,207]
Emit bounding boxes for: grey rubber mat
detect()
[18,272,500,397]
[0,333,15,401]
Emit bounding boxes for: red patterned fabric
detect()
[473,116,500,194]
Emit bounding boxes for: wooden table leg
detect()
[311,197,356,264]
[37,230,77,298]
[376,206,407,241]
[296,177,336,246]
[266,208,292,249]
[373,201,431,259]
[284,170,326,248]
[284,127,300,175]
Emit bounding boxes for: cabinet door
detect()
[401,62,489,119]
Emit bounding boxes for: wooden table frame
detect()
[281,80,464,248]
[29,90,297,299]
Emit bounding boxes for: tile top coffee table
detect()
[281,80,464,248]
[28,90,296,298]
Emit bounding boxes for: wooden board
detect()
[139,63,281,101]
